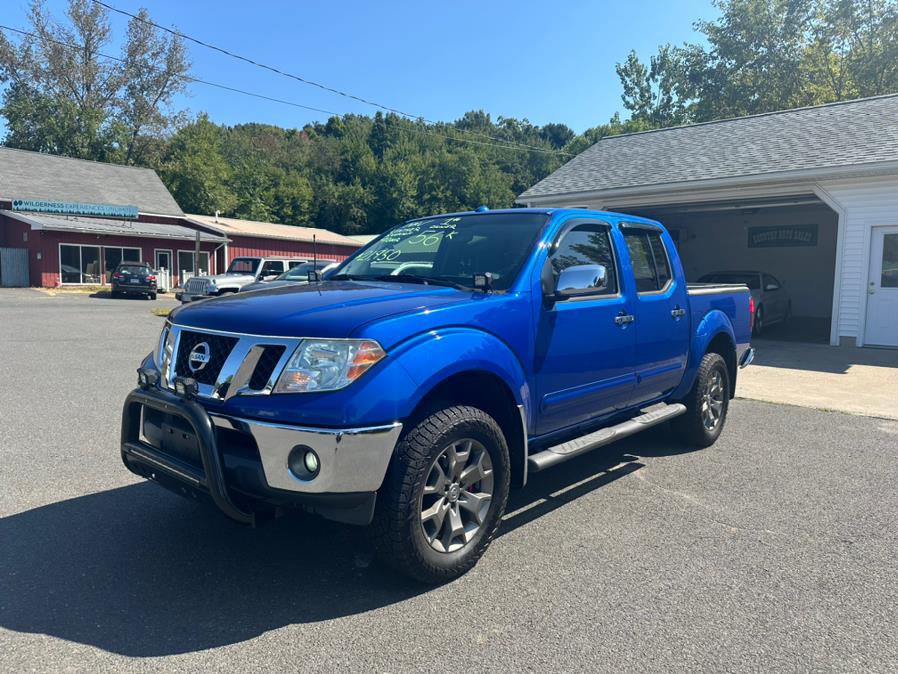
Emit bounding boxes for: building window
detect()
[104,247,141,283]
[59,244,101,284]
[178,250,211,278]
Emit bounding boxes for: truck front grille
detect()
[162,325,297,400]
[185,278,209,294]
[174,331,239,385]
[248,345,286,390]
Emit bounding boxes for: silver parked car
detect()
[698,271,790,336]
[239,260,338,293]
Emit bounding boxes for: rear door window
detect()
[623,229,673,293]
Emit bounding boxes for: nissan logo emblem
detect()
[188,342,211,373]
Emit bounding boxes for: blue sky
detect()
[0,0,718,133]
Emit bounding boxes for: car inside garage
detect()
[628,195,839,342]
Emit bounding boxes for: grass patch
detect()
[151,307,173,317]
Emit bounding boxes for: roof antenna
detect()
[308,234,321,284]
[214,210,220,223]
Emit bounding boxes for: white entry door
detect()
[864,226,898,347]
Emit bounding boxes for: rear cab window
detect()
[622,227,672,293]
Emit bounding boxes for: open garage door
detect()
[626,195,838,343]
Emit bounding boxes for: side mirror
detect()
[555,264,608,299]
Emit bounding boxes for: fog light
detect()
[288,446,320,480]
[303,451,320,473]
[173,376,198,399]
[138,367,159,389]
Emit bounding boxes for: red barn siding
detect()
[34,231,222,287]
[224,235,358,263]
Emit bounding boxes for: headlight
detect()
[153,322,175,372]
[274,339,386,393]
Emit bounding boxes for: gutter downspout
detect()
[212,239,230,275]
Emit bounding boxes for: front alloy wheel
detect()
[420,439,494,553]
[370,405,510,584]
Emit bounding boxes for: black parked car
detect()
[111,262,157,300]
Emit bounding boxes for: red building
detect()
[0,146,361,288]
[184,214,362,272]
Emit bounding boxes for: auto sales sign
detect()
[748,224,818,248]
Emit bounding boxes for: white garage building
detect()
[519,94,898,348]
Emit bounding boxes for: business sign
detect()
[12,199,139,219]
[748,224,818,248]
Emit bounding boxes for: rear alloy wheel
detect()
[673,352,730,448]
[369,405,510,584]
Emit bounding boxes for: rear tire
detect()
[369,406,510,584]
[752,305,764,336]
[673,352,730,448]
[149,292,157,300]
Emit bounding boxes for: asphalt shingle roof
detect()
[2,211,224,241]
[520,94,898,200]
[0,146,183,216]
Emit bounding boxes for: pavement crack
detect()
[631,470,787,540]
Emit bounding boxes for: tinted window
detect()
[550,223,618,295]
[117,264,149,275]
[623,229,672,293]
[260,260,285,276]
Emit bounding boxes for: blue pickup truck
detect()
[122,208,753,582]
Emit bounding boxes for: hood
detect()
[204,273,255,285]
[170,280,474,339]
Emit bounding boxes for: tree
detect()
[617,0,898,125]
[160,114,236,215]
[616,46,692,127]
[0,0,189,162]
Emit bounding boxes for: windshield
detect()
[699,272,760,290]
[226,257,261,274]
[334,213,549,291]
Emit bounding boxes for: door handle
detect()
[614,312,635,326]
[671,306,686,318]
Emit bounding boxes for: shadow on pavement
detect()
[1,425,693,657]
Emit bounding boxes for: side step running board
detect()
[527,402,687,473]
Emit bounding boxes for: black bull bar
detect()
[121,387,256,525]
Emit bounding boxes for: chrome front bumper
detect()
[211,414,403,494]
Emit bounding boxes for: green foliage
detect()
[618,0,898,124]
[0,0,189,163]
[155,111,573,234]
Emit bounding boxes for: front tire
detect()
[369,406,510,584]
[673,352,730,448]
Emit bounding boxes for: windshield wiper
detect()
[328,273,374,281]
[374,274,469,290]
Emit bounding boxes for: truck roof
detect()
[414,207,663,228]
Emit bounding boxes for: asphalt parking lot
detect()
[2,288,897,673]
